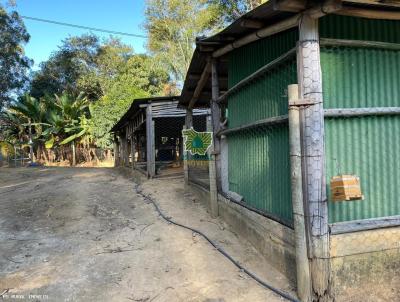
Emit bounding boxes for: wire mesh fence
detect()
[220,54,297,226]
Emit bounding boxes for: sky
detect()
[8,0,148,70]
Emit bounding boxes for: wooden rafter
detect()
[188,60,212,109]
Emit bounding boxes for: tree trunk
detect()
[72,141,76,166]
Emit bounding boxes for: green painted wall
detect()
[227,29,298,225]
[320,16,400,222]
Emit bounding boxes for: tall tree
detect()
[0,4,31,109]
[144,0,220,83]
[30,35,100,99]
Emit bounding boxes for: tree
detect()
[89,84,148,149]
[209,0,268,24]
[30,35,100,99]
[144,0,220,83]
[0,5,31,109]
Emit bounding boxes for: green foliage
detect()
[30,35,100,99]
[0,5,31,109]
[89,85,148,149]
[144,0,221,82]
[208,0,268,24]
[0,141,14,158]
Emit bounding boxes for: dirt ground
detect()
[0,167,294,302]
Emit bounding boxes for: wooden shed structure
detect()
[111,96,207,178]
[179,1,400,301]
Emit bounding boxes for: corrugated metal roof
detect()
[110,96,179,132]
[179,0,400,109]
[111,96,208,132]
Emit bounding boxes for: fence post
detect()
[131,134,135,170]
[211,59,222,191]
[297,14,330,300]
[146,104,155,178]
[114,134,120,167]
[208,114,219,218]
[288,84,312,302]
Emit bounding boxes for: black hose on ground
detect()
[134,185,300,302]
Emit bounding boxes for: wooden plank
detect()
[297,14,330,299]
[330,216,400,235]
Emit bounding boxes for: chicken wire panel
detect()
[154,116,185,162]
[228,27,298,87]
[227,59,297,128]
[321,45,400,222]
[326,115,400,223]
[321,46,400,109]
[228,124,292,225]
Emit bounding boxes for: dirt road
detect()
[0,167,293,301]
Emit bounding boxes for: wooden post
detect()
[146,104,155,178]
[208,114,219,218]
[120,135,128,167]
[124,135,129,167]
[211,59,222,191]
[113,134,119,167]
[131,134,135,170]
[297,14,330,300]
[288,84,312,302]
[185,108,193,129]
[184,109,193,183]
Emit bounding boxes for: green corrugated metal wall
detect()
[227,29,298,225]
[229,28,298,86]
[320,15,400,222]
[320,15,400,43]
[228,125,292,224]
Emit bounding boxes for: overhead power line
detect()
[20,15,147,39]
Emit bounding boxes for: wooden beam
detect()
[343,0,400,8]
[212,1,342,59]
[213,14,300,58]
[330,215,400,234]
[188,60,212,109]
[217,115,288,137]
[307,0,343,19]
[240,18,264,29]
[336,5,400,20]
[297,14,330,300]
[273,0,307,12]
[321,38,400,50]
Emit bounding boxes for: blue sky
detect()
[8,0,147,69]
